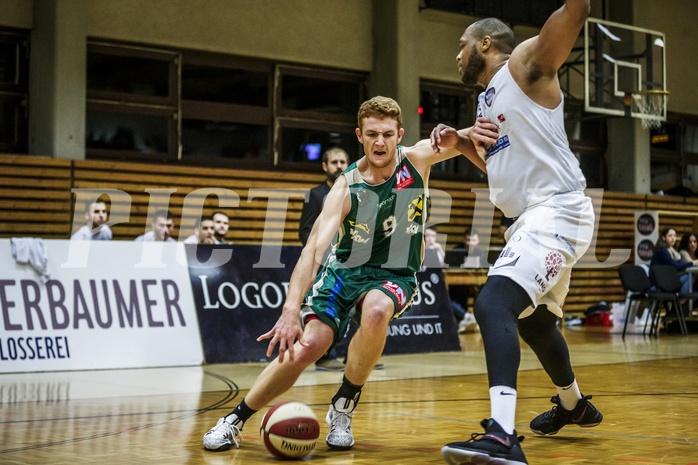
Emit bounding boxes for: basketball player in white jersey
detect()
[431,1,602,464]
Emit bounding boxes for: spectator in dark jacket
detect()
[650,226,698,292]
[298,147,349,246]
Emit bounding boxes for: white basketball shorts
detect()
[489,191,595,318]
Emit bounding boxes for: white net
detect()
[631,90,669,130]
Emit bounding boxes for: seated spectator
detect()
[212,211,230,244]
[71,200,112,241]
[678,231,698,263]
[430,226,479,334]
[184,216,216,244]
[447,227,488,268]
[423,226,446,268]
[135,209,176,242]
[650,226,698,293]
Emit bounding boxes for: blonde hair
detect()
[357,96,402,130]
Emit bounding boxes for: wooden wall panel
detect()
[2,154,697,315]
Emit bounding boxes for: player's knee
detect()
[297,333,333,361]
[359,303,392,330]
[473,295,510,330]
[518,305,558,343]
[300,346,329,366]
[473,276,531,328]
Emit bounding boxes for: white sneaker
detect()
[458,313,479,334]
[203,417,242,451]
[325,405,354,450]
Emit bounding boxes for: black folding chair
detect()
[617,265,676,338]
[650,265,697,336]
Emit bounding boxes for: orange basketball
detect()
[260,402,320,459]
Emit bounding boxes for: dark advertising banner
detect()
[187,245,460,364]
[383,267,460,355]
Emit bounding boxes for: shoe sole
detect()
[442,446,527,465]
[203,442,232,452]
[326,440,354,451]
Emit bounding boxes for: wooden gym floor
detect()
[1,326,697,465]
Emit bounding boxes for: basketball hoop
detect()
[626,89,669,130]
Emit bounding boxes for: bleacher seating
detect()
[1,153,696,315]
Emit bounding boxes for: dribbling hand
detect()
[257,310,306,363]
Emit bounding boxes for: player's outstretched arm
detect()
[257,177,349,362]
[424,118,499,173]
[513,0,590,78]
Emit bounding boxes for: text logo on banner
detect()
[1,240,202,373]
[187,245,459,364]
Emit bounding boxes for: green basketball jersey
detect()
[332,146,428,274]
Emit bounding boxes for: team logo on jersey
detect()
[493,256,519,270]
[532,251,563,293]
[407,194,425,222]
[498,246,517,260]
[544,251,563,281]
[348,220,371,244]
[555,234,576,256]
[497,113,506,123]
[485,87,496,106]
[355,189,368,204]
[484,135,510,161]
[534,274,547,293]
[378,195,395,210]
[396,165,415,189]
[382,281,407,306]
[494,245,520,269]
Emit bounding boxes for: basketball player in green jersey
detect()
[203,96,499,453]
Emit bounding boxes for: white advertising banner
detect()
[0,240,203,373]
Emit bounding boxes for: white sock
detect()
[489,386,517,435]
[556,379,582,411]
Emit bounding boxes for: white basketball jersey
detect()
[477,62,586,218]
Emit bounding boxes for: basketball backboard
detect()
[584,18,667,123]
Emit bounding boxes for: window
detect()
[86,42,178,161]
[280,125,358,164]
[419,81,484,181]
[0,29,29,153]
[565,101,607,188]
[85,44,366,169]
[650,117,698,192]
[86,105,174,155]
[276,66,366,166]
[87,50,173,100]
[180,54,273,163]
[181,63,269,106]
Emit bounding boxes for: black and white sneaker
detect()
[203,417,242,451]
[530,394,603,435]
[441,418,527,465]
[325,405,354,450]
